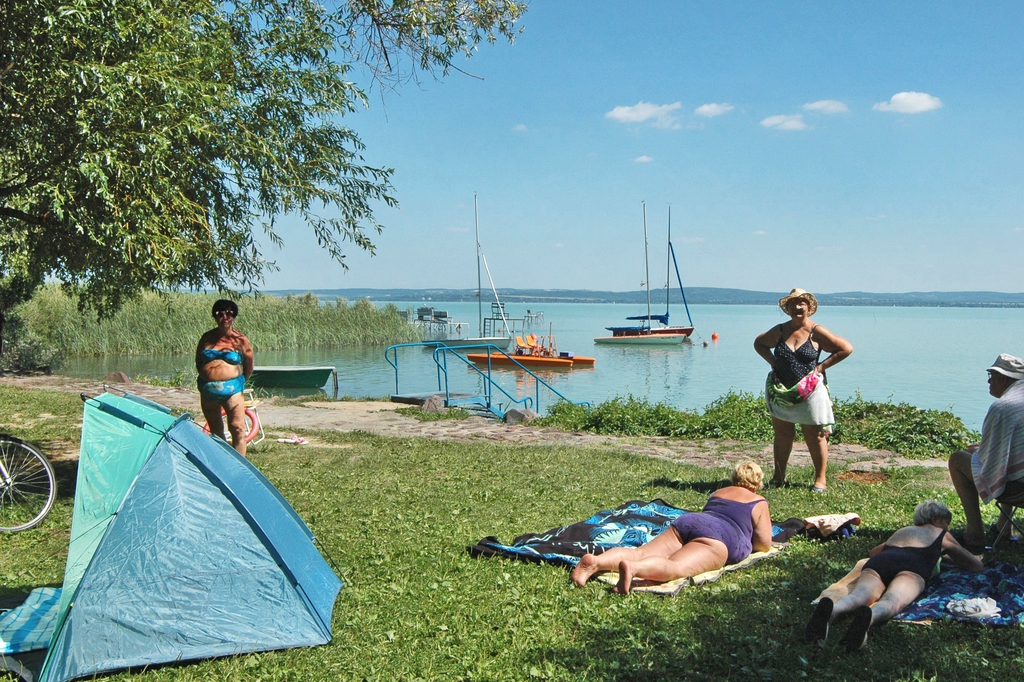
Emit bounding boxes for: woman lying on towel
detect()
[571,461,772,594]
[805,500,984,653]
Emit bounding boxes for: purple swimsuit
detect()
[670,496,761,564]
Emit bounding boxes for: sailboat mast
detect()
[665,205,671,320]
[643,202,651,329]
[475,193,483,335]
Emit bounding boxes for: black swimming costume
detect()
[862,530,946,586]
[773,330,820,389]
[670,497,762,565]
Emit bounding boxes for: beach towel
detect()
[468,499,686,566]
[594,544,786,596]
[468,499,802,568]
[0,587,61,654]
[894,561,1024,626]
[814,560,1024,626]
[765,371,834,429]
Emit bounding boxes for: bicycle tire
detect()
[0,436,57,532]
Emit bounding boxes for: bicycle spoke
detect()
[0,437,56,532]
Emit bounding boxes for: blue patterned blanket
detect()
[469,499,802,567]
[894,561,1024,626]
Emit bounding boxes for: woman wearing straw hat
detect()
[754,288,852,491]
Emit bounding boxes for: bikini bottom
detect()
[198,375,246,403]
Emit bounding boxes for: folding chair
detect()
[991,486,1024,548]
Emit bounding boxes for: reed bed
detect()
[16,287,421,356]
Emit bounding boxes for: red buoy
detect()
[711,332,719,341]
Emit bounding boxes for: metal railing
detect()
[384,341,588,419]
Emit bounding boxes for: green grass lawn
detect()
[1,386,1022,681]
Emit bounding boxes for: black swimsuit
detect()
[862,530,946,586]
[773,329,820,389]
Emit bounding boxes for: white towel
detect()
[945,597,1001,619]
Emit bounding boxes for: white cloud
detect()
[634,155,654,163]
[512,123,528,133]
[803,100,848,114]
[554,243,564,248]
[752,230,768,235]
[873,91,943,114]
[606,101,682,129]
[761,114,807,131]
[694,103,734,118]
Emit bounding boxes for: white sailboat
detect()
[594,203,694,345]
[439,195,513,349]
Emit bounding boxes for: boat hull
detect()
[437,337,513,350]
[593,334,688,345]
[248,366,336,389]
[466,353,595,368]
[604,326,694,338]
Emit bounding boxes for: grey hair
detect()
[913,500,952,526]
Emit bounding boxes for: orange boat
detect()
[467,333,595,369]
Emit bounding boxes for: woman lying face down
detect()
[804,500,984,653]
[571,461,773,594]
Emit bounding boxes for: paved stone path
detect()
[0,373,949,474]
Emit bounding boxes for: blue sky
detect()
[262,1,1024,294]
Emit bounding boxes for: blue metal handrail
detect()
[384,341,589,418]
[384,341,451,394]
[432,345,531,417]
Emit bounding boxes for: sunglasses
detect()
[213,310,236,318]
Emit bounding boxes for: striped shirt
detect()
[972,379,1024,503]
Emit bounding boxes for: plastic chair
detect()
[991,487,1024,548]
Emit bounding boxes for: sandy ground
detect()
[0,373,949,473]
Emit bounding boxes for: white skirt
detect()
[766,374,835,431]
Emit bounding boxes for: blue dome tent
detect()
[39,392,341,682]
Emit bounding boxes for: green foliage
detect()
[2,381,1021,681]
[539,391,977,458]
[15,286,420,356]
[0,0,525,316]
[832,394,981,457]
[0,309,63,371]
[394,405,471,421]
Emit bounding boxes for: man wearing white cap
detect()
[948,353,1024,551]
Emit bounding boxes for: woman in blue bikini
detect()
[754,288,853,492]
[571,461,773,594]
[196,299,254,456]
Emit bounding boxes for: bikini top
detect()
[199,348,243,366]
[773,327,820,389]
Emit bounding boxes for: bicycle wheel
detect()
[0,436,57,532]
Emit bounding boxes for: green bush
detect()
[539,391,978,458]
[0,311,63,372]
[832,394,980,457]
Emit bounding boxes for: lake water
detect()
[62,302,1024,431]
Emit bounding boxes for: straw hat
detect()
[779,288,818,315]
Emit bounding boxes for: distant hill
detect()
[267,287,1024,308]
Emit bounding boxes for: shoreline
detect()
[0,373,949,475]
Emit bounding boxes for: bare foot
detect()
[571,554,601,587]
[615,560,634,595]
